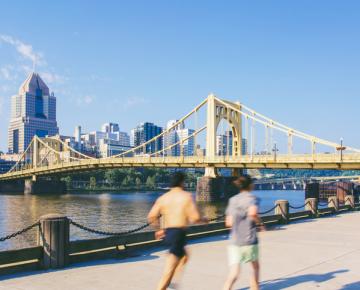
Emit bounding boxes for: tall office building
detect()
[163,120,194,156]
[131,122,163,154]
[216,130,248,156]
[8,72,59,153]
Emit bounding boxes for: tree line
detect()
[60,168,204,191]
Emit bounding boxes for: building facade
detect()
[8,73,59,153]
[70,122,131,157]
[131,122,163,155]
[216,130,248,156]
[163,120,195,156]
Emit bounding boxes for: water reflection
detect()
[0,190,305,250]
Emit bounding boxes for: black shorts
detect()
[164,228,187,258]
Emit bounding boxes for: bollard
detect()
[305,198,318,216]
[345,195,355,209]
[328,196,339,211]
[38,214,70,269]
[275,200,289,223]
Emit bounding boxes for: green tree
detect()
[146,176,156,189]
[61,176,72,188]
[135,177,142,188]
[89,176,96,189]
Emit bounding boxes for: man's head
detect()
[234,174,254,192]
[171,172,186,188]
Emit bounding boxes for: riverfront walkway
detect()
[1,212,360,290]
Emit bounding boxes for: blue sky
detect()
[0,1,360,152]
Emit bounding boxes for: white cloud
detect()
[122,96,148,109]
[0,35,45,66]
[40,72,66,84]
[0,65,17,81]
[76,95,94,106]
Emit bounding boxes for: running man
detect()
[148,172,203,290]
[222,175,265,290]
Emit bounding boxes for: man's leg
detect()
[156,254,180,290]
[170,253,188,287]
[250,260,260,290]
[222,264,241,290]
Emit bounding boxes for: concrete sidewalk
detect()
[1,212,360,290]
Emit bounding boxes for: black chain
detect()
[289,203,307,210]
[259,205,278,215]
[0,221,40,242]
[69,219,151,236]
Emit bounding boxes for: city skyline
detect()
[1,1,360,152]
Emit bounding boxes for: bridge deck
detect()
[1,212,360,290]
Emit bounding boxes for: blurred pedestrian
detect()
[222,175,265,290]
[148,172,204,290]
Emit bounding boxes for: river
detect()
[0,190,306,251]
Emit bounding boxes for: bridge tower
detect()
[205,94,243,177]
[197,94,244,201]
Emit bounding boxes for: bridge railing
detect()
[3,152,360,180]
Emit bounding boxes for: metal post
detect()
[328,196,339,211]
[38,214,70,269]
[345,195,355,209]
[272,142,278,162]
[305,198,318,216]
[275,200,289,223]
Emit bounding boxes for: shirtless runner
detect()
[148,172,204,290]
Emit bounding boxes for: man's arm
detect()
[147,199,161,228]
[225,215,233,228]
[225,199,233,228]
[248,205,265,231]
[148,199,165,240]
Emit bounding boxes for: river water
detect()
[0,190,306,251]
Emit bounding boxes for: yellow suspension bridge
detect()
[1,94,360,181]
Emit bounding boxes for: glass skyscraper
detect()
[131,122,163,154]
[8,72,59,153]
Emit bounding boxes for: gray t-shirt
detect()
[226,192,259,246]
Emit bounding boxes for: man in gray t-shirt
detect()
[222,175,264,290]
[226,191,259,247]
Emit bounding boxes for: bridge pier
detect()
[24,179,67,195]
[196,176,238,202]
[0,180,24,193]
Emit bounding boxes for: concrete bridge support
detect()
[0,180,25,193]
[24,179,67,194]
[196,176,238,202]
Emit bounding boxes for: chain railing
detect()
[259,205,279,215]
[0,199,354,243]
[288,202,308,210]
[69,219,151,237]
[0,221,40,242]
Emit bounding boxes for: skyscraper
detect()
[163,120,195,156]
[131,122,163,154]
[8,72,59,153]
[216,130,248,156]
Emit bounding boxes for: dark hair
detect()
[171,172,186,188]
[233,175,253,191]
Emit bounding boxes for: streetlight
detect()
[272,142,279,162]
[336,137,346,162]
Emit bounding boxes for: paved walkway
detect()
[1,212,360,290]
